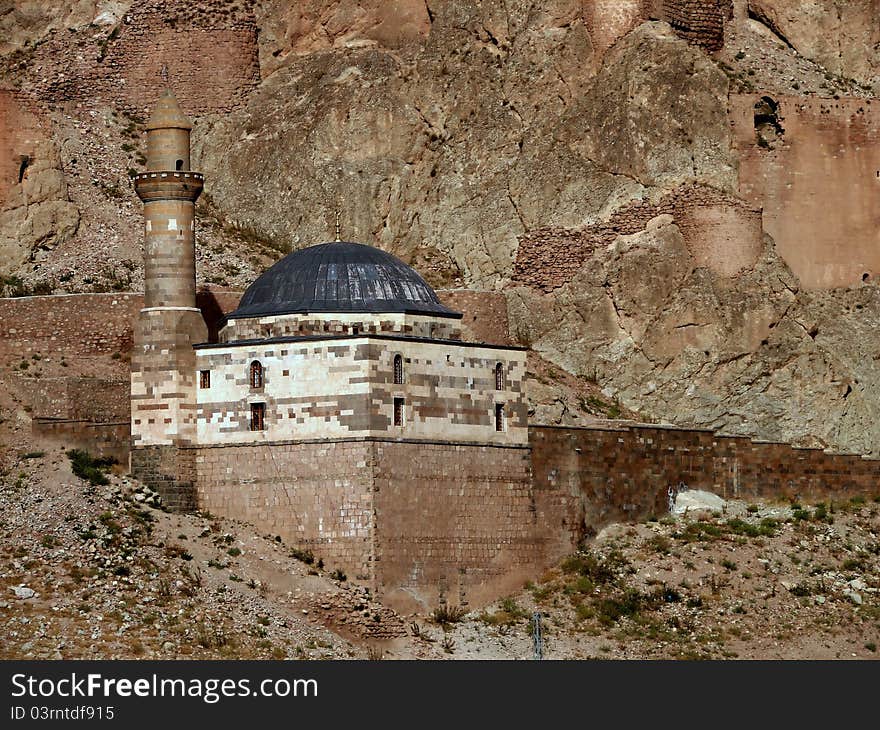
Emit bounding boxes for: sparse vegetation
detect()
[431,603,467,626]
[67,449,116,486]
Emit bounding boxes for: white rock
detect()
[672,490,726,515]
[12,586,35,600]
[844,590,863,606]
[849,579,866,591]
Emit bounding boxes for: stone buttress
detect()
[130,89,207,510]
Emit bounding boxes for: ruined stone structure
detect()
[15,0,259,118]
[584,0,732,57]
[732,94,880,288]
[512,183,763,291]
[0,88,79,275]
[657,0,732,51]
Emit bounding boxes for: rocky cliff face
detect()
[2,0,879,454]
[508,219,880,455]
[746,0,880,88]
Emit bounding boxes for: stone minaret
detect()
[130,89,207,510]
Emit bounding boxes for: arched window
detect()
[175,159,184,171]
[250,360,263,389]
[495,362,504,390]
[393,354,404,385]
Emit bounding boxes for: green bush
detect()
[726,517,779,538]
[674,522,724,542]
[595,589,648,626]
[67,449,116,486]
[560,550,624,584]
[290,548,315,565]
[432,604,467,625]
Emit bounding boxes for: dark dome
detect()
[227,241,461,320]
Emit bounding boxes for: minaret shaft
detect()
[134,89,203,310]
[130,89,207,510]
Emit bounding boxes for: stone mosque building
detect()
[130,89,545,611]
[128,89,880,612]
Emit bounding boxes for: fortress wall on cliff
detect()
[16,0,260,118]
[512,184,762,291]
[584,0,732,57]
[731,93,880,289]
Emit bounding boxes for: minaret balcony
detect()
[134,171,204,203]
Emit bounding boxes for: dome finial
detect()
[334,210,341,242]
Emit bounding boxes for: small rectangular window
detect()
[495,403,505,432]
[250,403,266,431]
[393,397,405,427]
[199,370,210,389]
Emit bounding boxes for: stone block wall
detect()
[656,0,732,51]
[0,293,141,359]
[371,440,572,611]
[193,334,528,446]
[531,423,880,538]
[194,336,373,443]
[439,290,512,346]
[513,184,762,291]
[189,437,570,612]
[31,377,129,423]
[130,307,207,447]
[192,439,376,580]
[34,421,131,463]
[220,312,463,343]
[731,94,880,289]
[581,0,731,57]
[16,0,260,118]
[0,289,499,360]
[131,444,198,511]
[0,89,46,209]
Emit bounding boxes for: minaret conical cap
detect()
[145,88,193,131]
